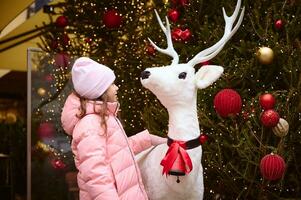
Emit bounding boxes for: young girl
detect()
[61,57,166,200]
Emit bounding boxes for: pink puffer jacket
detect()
[61,93,156,200]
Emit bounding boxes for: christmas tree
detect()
[32,0,301,199]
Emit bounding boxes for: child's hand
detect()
[150,134,167,146]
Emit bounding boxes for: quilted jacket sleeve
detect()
[128,130,166,155]
[77,130,120,200]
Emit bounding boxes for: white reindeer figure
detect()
[136,0,244,200]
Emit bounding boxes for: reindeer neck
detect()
[166,100,200,141]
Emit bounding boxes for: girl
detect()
[61,57,166,200]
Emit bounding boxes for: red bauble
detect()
[168,9,180,22]
[44,74,54,82]
[37,122,55,139]
[146,45,156,56]
[260,153,286,180]
[61,34,70,45]
[274,19,284,30]
[260,109,280,127]
[103,9,122,28]
[171,28,182,41]
[259,93,276,110]
[55,16,68,28]
[213,89,242,117]
[51,159,66,170]
[171,28,191,42]
[85,37,92,44]
[199,134,208,144]
[181,29,191,41]
[54,53,70,68]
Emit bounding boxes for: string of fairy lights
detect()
[30,0,301,197]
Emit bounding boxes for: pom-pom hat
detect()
[71,57,116,99]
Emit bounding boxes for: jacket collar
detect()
[106,101,120,116]
[86,100,119,116]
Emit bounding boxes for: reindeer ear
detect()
[195,65,224,89]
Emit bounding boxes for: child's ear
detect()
[195,65,224,89]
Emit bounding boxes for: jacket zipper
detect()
[113,113,147,199]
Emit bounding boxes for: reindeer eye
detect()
[178,72,187,79]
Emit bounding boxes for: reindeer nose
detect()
[140,70,151,80]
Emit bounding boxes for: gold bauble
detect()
[37,87,46,96]
[257,47,274,64]
[36,141,50,153]
[272,118,289,137]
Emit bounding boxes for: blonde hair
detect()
[75,91,109,134]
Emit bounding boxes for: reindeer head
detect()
[141,0,244,108]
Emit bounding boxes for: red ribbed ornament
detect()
[260,109,280,127]
[260,153,285,180]
[213,89,242,117]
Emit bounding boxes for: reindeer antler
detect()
[188,0,245,67]
[148,10,179,65]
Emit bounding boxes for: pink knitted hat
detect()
[71,57,116,99]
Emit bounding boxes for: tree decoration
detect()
[171,28,191,42]
[32,142,51,161]
[85,37,93,44]
[171,28,182,41]
[35,141,51,154]
[54,53,70,68]
[37,122,55,139]
[61,34,70,45]
[274,19,284,30]
[260,153,286,181]
[146,44,156,55]
[180,29,192,41]
[55,16,68,28]
[168,9,180,22]
[260,109,280,127]
[103,9,122,28]
[257,47,274,65]
[37,87,46,96]
[200,134,208,144]
[259,93,276,110]
[213,89,242,117]
[272,118,289,137]
[44,74,54,82]
[51,159,66,170]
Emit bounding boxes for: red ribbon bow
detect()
[160,140,193,176]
